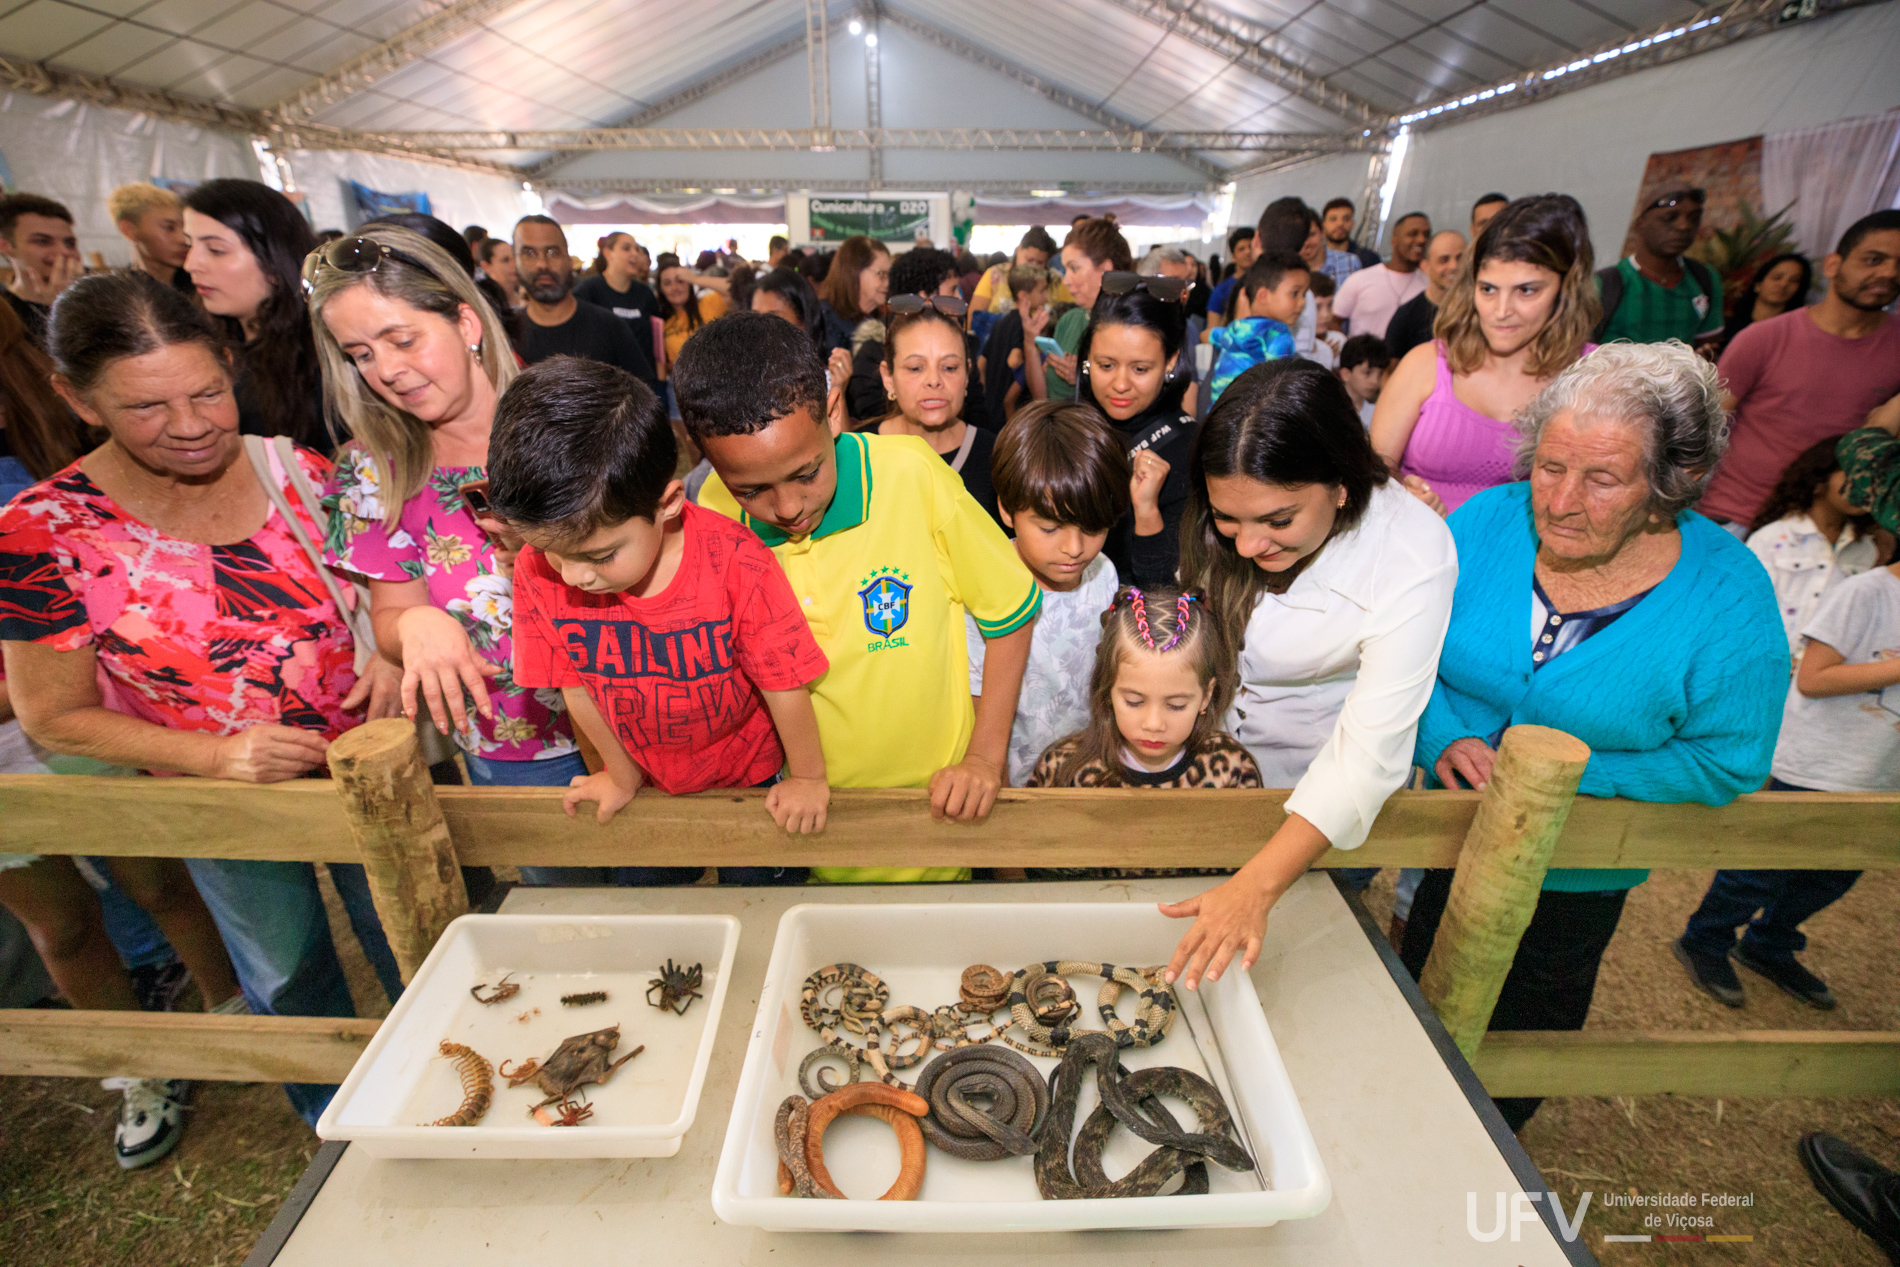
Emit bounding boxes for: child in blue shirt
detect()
[1207,253,1308,405]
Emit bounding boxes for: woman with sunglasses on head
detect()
[865,295,1002,527]
[182,180,330,454]
[309,227,603,859]
[849,248,989,430]
[1075,274,1196,588]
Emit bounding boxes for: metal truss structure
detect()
[548,176,1215,196]
[0,0,1881,195]
[350,125,1380,154]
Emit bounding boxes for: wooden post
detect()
[328,718,468,983]
[1418,724,1591,1059]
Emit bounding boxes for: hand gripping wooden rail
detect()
[2,721,1896,1099]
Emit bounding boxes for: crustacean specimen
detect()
[469,972,520,1006]
[501,1025,644,1110]
[422,1041,493,1127]
[647,959,704,1016]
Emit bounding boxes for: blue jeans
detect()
[183,859,360,1125]
[1680,778,1862,965]
[78,859,178,971]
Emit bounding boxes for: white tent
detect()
[0,0,1895,264]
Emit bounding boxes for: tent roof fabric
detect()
[0,0,1724,185]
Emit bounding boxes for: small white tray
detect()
[318,913,738,1159]
[711,902,1330,1232]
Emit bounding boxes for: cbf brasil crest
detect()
[859,570,912,637]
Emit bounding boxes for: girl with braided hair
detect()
[1028,584,1260,792]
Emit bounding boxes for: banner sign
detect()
[347,179,431,226]
[807,196,932,241]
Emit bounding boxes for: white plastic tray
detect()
[318,913,738,1158]
[711,902,1330,1232]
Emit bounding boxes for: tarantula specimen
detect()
[646,959,704,1016]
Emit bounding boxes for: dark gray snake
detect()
[912,1044,1048,1161]
[1035,1032,1254,1200]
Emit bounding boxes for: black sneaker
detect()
[1673,937,1744,1007]
[1732,943,1836,1009]
[127,961,191,1013]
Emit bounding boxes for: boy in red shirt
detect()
[487,358,831,870]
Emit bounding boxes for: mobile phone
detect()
[1034,336,1063,357]
[458,478,492,517]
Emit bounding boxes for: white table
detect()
[252,877,1588,1266]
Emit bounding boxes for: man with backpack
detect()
[1594,181,1723,347]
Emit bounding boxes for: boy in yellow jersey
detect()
[676,311,1039,882]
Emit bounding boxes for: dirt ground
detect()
[3,865,1894,1265]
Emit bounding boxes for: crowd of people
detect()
[0,178,1896,1221]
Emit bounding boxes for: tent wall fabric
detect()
[281,149,530,238]
[971,194,1216,228]
[1761,108,1900,262]
[1232,2,1900,264]
[546,193,788,226]
[1230,152,1377,245]
[0,91,257,263]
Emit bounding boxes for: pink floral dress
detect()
[322,447,574,762]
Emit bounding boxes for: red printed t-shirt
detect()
[511,501,828,794]
[1702,308,1900,526]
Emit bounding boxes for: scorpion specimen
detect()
[422,1041,493,1127]
[647,959,704,1016]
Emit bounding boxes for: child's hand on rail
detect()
[564,768,639,824]
[929,753,1003,822]
[766,775,830,834]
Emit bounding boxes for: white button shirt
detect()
[1745,514,1877,662]
[1225,480,1458,850]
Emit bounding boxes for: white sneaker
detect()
[102,1076,190,1170]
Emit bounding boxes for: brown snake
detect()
[777,1083,929,1200]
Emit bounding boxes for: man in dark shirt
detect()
[0,193,82,346]
[511,216,656,389]
[573,256,661,388]
[1383,228,1466,361]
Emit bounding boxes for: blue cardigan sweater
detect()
[1414,483,1785,893]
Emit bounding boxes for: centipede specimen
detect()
[561,991,607,1007]
[422,1040,494,1127]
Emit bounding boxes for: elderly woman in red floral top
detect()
[0,273,401,1153]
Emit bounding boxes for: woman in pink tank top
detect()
[1371,195,1601,515]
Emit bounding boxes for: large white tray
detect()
[711,902,1330,1232]
[317,913,738,1159]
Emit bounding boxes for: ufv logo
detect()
[1468,1190,1592,1242]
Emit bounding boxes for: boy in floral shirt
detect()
[489,358,832,873]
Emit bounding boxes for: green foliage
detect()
[1689,199,1799,312]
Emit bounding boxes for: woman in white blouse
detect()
[1167,359,1457,987]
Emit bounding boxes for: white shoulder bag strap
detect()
[241,435,377,671]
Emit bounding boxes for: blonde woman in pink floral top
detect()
[309,226,579,786]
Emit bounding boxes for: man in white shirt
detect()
[1334,212,1430,344]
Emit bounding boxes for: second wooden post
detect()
[329,718,468,984]
[1419,724,1591,1059]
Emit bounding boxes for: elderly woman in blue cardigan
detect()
[1401,341,1785,1132]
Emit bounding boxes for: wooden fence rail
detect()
[2,719,1896,1100]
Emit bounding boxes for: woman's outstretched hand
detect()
[1159,868,1275,991]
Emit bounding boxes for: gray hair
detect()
[1513,340,1729,517]
[1137,245,1189,274]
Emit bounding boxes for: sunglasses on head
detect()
[1645,188,1706,214]
[301,235,438,294]
[887,293,968,317]
[1100,271,1190,302]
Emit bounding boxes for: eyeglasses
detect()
[1644,188,1706,214]
[301,235,438,294]
[1100,271,1190,302]
[887,293,968,317]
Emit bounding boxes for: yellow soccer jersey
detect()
[701,430,1041,882]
